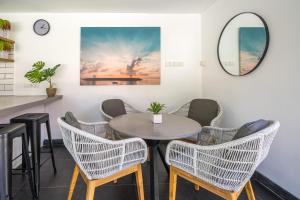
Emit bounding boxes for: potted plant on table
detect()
[148,102,165,124]
[25,61,61,97]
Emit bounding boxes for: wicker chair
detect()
[100,99,141,120]
[166,121,280,200]
[169,99,223,143]
[100,99,141,140]
[57,117,148,200]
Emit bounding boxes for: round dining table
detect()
[109,113,202,200]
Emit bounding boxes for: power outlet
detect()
[165,61,184,67]
[200,60,206,67]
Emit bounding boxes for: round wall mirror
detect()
[217,12,269,76]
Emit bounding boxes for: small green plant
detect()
[0,19,11,30]
[3,42,13,51]
[0,41,4,51]
[0,41,13,52]
[25,61,61,88]
[0,19,4,30]
[148,102,165,114]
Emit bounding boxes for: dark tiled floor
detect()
[12,146,280,200]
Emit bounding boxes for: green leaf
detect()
[148,102,165,114]
[0,19,4,29]
[24,61,61,86]
[32,61,45,70]
[0,41,4,51]
[24,69,45,83]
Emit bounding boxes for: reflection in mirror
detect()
[218,12,269,76]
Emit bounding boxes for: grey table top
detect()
[109,113,201,140]
[0,95,63,117]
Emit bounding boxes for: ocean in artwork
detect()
[80,27,161,85]
[239,27,266,75]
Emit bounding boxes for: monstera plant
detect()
[25,61,61,97]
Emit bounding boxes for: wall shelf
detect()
[0,57,14,62]
[0,36,15,43]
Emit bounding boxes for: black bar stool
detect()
[0,123,36,200]
[10,113,57,197]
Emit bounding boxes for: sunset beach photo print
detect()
[80,27,161,85]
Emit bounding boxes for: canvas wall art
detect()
[239,27,267,75]
[80,27,161,85]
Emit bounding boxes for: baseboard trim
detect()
[253,172,298,200]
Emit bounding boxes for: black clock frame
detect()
[33,19,50,36]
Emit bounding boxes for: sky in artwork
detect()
[239,27,266,75]
[80,27,160,84]
[239,27,266,58]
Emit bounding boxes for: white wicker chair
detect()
[57,117,148,200]
[169,99,223,143]
[166,121,280,200]
[100,99,141,121]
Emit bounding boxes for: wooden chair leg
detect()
[169,166,178,200]
[135,164,145,200]
[194,185,200,191]
[245,181,256,200]
[86,182,95,200]
[67,165,79,200]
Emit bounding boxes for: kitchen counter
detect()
[0,95,63,117]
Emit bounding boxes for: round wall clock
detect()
[33,19,50,36]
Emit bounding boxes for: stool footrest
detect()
[12,153,23,162]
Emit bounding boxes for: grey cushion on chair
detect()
[102,99,127,118]
[233,119,270,140]
[187,99,219,126]
[64,112,81,129]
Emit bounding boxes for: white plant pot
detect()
[153,114,162,124]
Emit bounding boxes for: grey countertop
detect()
[0,95,63,117]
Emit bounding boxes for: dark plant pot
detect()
[46,88,57,97]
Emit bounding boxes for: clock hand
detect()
[41,24,45,29]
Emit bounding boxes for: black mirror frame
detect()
[217,12,270,76]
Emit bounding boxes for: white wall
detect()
[201,0,300,197]
[1,13,203,138]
